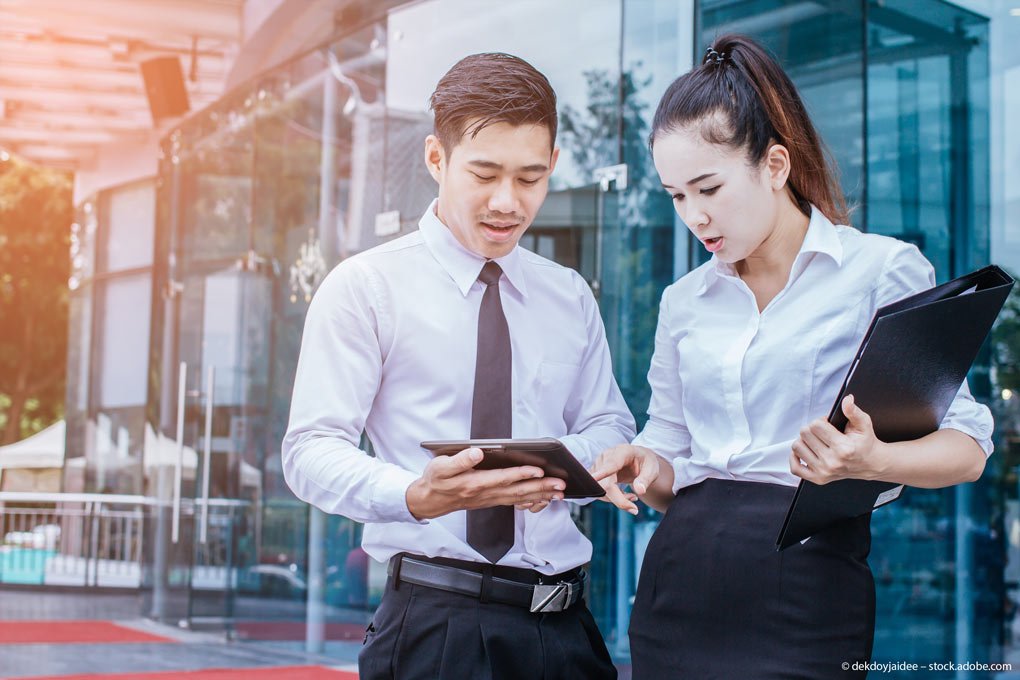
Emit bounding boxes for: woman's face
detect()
[652,125,780,264]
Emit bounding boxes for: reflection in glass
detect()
[385,0,622,192]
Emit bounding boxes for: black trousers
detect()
[359,565,617,680]
[629,478,875,679]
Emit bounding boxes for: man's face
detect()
[425,121,559,259]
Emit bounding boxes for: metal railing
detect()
[0,492,151,588]
[0,492,251,589]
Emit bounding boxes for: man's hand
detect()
[406,447,567,520]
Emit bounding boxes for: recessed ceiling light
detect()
[1011,7,1020,16]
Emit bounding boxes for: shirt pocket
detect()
[530,360,581,433]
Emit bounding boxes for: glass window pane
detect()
[102,181,156,273]
[583,0,694,655]
[385,0,622,201]
[177,90,256,263]
[84,274,152,495]
[697,0,865,260]
[865,0,992,666]
[97,275,152,409]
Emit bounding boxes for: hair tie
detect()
[704,47,727,65]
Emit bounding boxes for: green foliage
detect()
[0,154,72,444]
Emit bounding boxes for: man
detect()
[282,52,634,679]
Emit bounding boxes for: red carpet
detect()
[232,620,366,641]
[21,667,357,680]
[0,621,176,644]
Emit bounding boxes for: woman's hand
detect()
[790,395,888,485]
[589,445,663,515]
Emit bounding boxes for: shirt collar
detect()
[418,199,529,298]
[694,204,843,296]
[799,205,844,267]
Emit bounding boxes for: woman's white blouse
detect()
[633,207,995,492]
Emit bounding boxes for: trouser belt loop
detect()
[479,564,493,604]
[390,552,405,590]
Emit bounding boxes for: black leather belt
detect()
[388,554,586,613]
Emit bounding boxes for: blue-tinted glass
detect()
[584,0,694,658]
[694,0,865,270]
[865,2,993,672]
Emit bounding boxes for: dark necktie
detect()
[467,260,515,563]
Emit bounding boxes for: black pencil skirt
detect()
[629,478,875,679]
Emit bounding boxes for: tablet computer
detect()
[419,437,606,499]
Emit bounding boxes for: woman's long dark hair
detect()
[650,34,850,226]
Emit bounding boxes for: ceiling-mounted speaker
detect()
[140,56,190,125]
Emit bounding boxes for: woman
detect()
[591,34,993,679]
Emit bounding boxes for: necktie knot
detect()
[478,261,503,287]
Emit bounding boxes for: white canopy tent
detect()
[0,420,65,469]
[0,419,261,494]
[0,420,66,492]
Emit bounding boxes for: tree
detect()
[0,154,72,444]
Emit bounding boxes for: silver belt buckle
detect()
[530,581,573,613]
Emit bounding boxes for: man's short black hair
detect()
[429,52,557,156]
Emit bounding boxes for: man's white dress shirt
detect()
[633,206,994,492]
[283,200,635,574]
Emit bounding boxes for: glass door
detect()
[144,82,272,627]
[145,252,272,629]
[174,259,269,627]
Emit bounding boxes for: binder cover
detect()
[776,265,1015,550]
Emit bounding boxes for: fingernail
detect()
[469,449,482,461]
[553,494,563,501]
[554,482,565,491]
[532,471,544,478]
[629,508,638,515]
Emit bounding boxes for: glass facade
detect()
[694,1,998,670]
[65,180,155,496]
[59,0,1020,674]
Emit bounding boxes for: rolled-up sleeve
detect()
[939,381,994,456]
[281,260,424,524]
[875,242,994,456]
